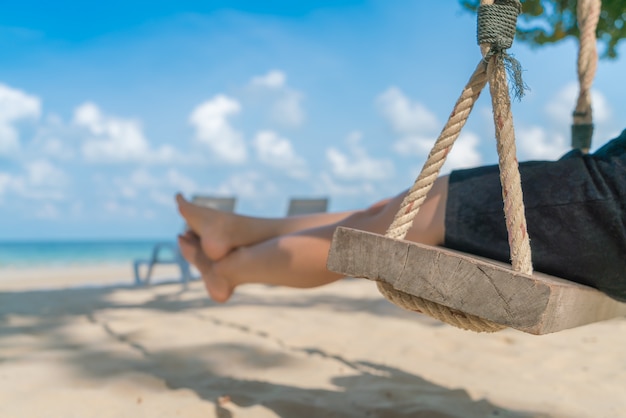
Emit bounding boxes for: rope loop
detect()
[478,0,527,99]
[372,0,601,334]
[571,0,601,152]
[477,0,521,54]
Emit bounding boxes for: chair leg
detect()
[144,263,155,286]
[134,260,157,286]
[179,256,192,288]
[134,243,191,287]
[133,261,145,286]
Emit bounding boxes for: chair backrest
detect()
[286,198,329,216]
[191,196,237,212]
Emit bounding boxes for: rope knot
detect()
[477,0,521,52]
[477,0,527,100]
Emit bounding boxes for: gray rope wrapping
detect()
[477,0,520,51]
[571,122,594,150]
[478,0,527,100]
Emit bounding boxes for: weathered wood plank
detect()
[327,227,626,335]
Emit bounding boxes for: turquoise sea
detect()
[0,240,173,269]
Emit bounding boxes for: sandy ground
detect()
[0,265,625,417]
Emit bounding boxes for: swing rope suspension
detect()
[572,0,601,152]
[377,0,601,332]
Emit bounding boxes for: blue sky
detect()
[0,0,624,240]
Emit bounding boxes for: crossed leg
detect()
[177,176,449,302]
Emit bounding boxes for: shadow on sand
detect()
[0,282,546,417]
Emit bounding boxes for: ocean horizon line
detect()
[0,240,180,270]
[0,238,175,244]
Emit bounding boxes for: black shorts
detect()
[445,129,626,302]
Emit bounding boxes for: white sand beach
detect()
[1,265,625,417]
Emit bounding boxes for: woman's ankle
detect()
[211,249,244,300]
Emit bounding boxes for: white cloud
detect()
[189,95,247,164]
[104,200,138,217]
[150,144,187,164]
[74,102,103,131]
[377,87,439,136]
[40,137,75,160]
[75,102,149,162]
[27,114,77,161]
[0,84,41,122]
[129,168,158,188]
[248,70,305,128]
[591,92,611,124]
[316,172,376,197]
[0,124,21,155]
[112,168,196,207]
[20,159,68,200]
[253,130,308,178]
[441,132,483,173]
[378,86,454,164]
[0,83,41,155]
[546,83,611,127]
[250,70,286,89]
[539,82,617,152]
[396,132,483,175]
[504,83,618,159]
[34,202,60,219]
[0,159,68,201]
[0,172,16,199]
[517,126,569,160]
[215,171,278,199]
[326,131,394,181]
[26,159,68,188]
[74,102,184,164]
[392,134,436,155]
[272,90,305,127]
[166,169,197,195]
[119,184,136,199]
[148,190,174,208]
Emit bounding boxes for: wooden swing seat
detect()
[328,227,626,335]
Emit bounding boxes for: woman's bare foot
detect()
[178,232,234,302]
[176,194,237,261]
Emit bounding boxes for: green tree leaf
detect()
[460,0,625,58]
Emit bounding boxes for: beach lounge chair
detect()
[133,196,237,287]
[286,197,329,216]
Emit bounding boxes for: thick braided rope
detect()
[572,0,601,151]
[479,0,532,275]
[488,54,533,275]
[377,0,529,332]
[384,62,488,241]
[377,282,507,332]
[377,61,506,333]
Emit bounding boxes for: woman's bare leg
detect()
[176,195,391,260]
[178,176,448,302]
